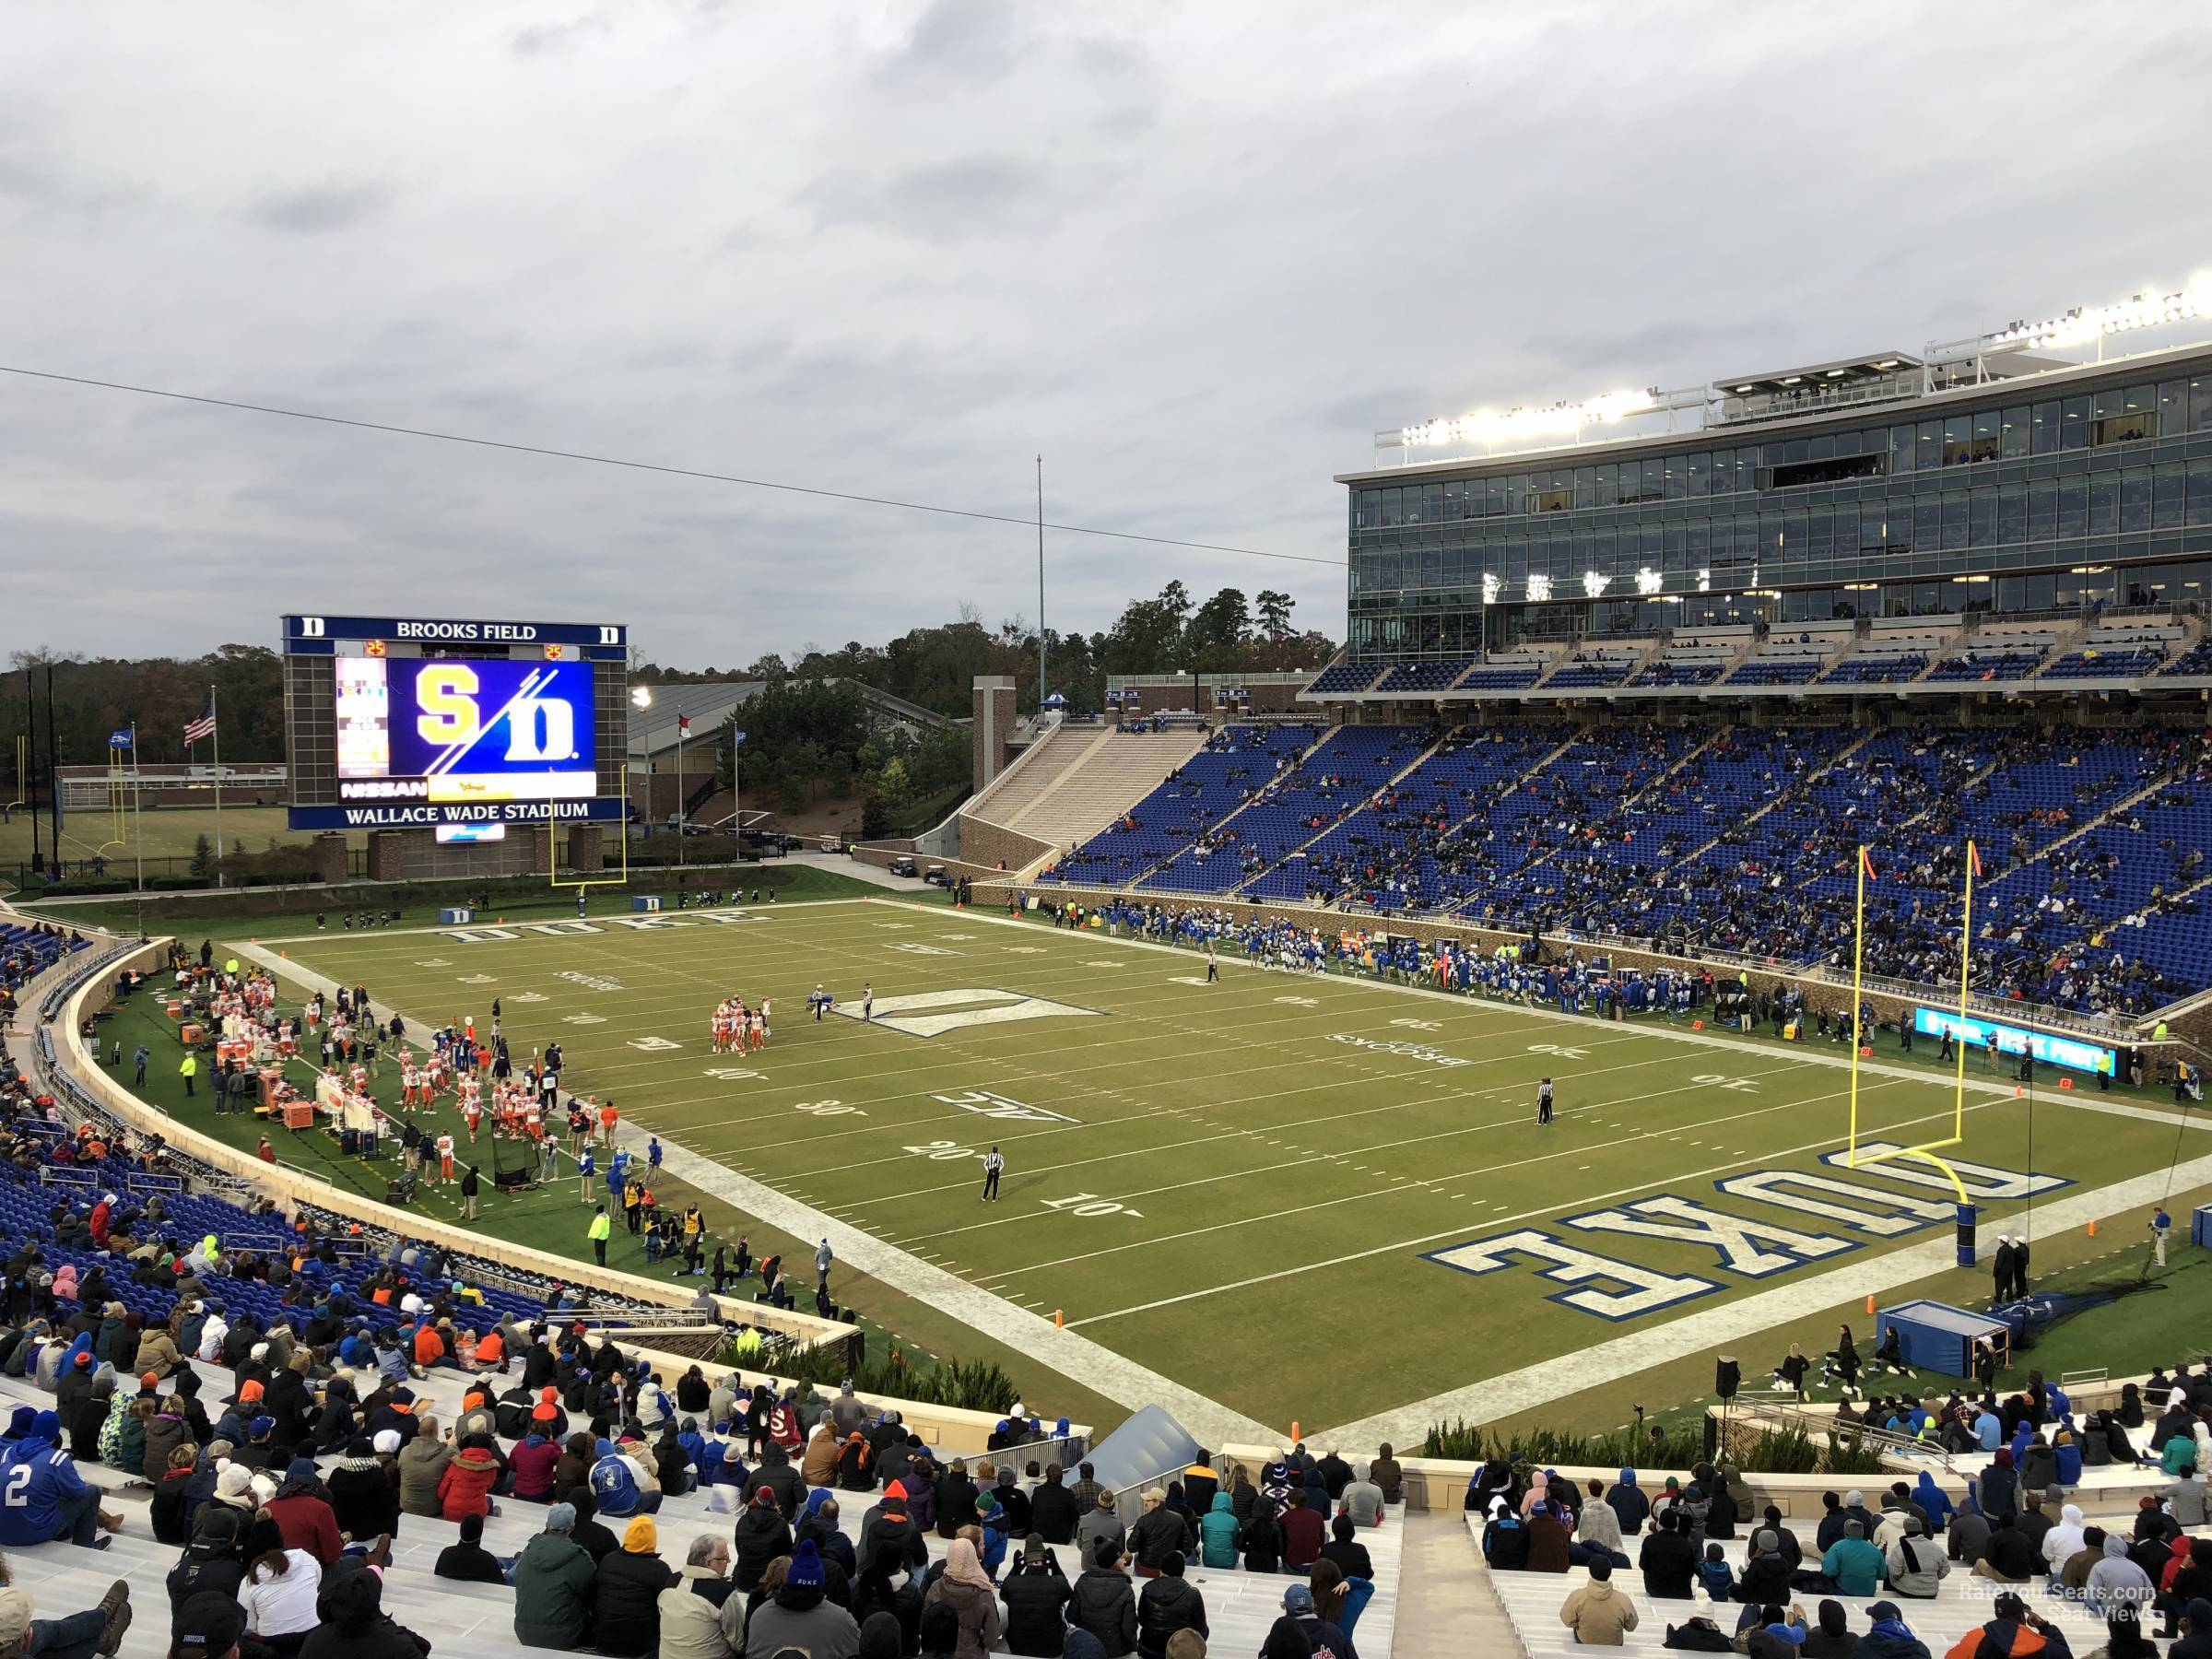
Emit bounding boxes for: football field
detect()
[244,895,2212,1446]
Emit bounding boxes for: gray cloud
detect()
[512,15,607,57]
[1,1,2210,673]
[245,182,391,235]
[800,154,1077,243]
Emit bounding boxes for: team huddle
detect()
[710,995,772,1054]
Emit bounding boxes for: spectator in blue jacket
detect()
[0,1411,121,1548]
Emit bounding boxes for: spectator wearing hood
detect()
[296,1559,419,1659]
[1559,1557,1640,1645]
[2043,1504,2088,1573]
[440,1436,501,1523]
[731,1537,859,1659]
[917,1535,1001,1659]
[1976,1512,2041,1583]
[1484,1499,1530,1572]
[1000,1536,1071,1655]
[1944,1591,2074,1659]
[2088,1532,2156,1622]
[327,1437,400,1542]
[1196,1491,1240,1569]
[167,1501,248,1610]
[265,1458,343,1565]
[1975,1449,2019,1522]
[513,1501,599,1651]
[858,1485,927,1580]
[731,1487,792,1593]
[1605,1466,1651,1536]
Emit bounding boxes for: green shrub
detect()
[723,1340,1020,1415]
[1422,1418,1891,1477]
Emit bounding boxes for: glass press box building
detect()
[1337,288,2212,658]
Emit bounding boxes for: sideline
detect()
[228,939,1277,1449]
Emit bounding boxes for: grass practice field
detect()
[0,806,310,875]
[203,893,2212,1445]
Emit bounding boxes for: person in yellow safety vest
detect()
[587,1205,612,1266]
[179,1053,198,1097]
[2154,1019,2170,1043]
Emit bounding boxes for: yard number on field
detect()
[1391,1018,1441,1033]
[794,1099,865,1117]
[1529,1042,1589,1060]
[929,1089,1079,1124]
[703,1066,761,1081]
[1691,1073,1760,1093]
[1042,1192,1143,1219]
[904,1139,980,1160]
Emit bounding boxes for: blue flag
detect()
[730,729,747,746]
[109,729,133,749]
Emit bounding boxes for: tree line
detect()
[2,583,1335,802]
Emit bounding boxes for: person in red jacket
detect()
[413,1323,447,1371]
[265,1458,344,1564]
[509,1415,563,1502]
[440,1438,502,1521]
[1280,1488,1326,1572]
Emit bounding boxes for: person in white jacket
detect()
[2042,1503,2087,1572]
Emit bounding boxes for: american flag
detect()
[677,714,691,736]
[182,698,217,745]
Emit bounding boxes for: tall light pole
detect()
[629,685,653,851]
[1036,455,1046,712]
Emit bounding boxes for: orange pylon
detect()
[2086,1218,2098,1238]
[1865,1295,1877,1314]
[1053,1309,1064,1329]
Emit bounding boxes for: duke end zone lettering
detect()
[1424,1147,2070,1323]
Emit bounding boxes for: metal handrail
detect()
[1724,1395,1959,1475]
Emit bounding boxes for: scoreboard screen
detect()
[335,657,597,804]
[282,614,629,831]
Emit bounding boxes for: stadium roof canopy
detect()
[1711,350,1922,397]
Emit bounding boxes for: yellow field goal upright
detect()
[1841,839,1983,1269]
[542,800,631,900]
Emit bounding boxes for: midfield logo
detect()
[833,988,1101,1039]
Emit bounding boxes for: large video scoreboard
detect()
[282,615,629,831]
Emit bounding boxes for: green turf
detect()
[231,896,2209,1439]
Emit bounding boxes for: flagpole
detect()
[131,724,143,899]
[1956,838,1976,1142]
[1849,843,1868,1162]
[209,683,224,887]
[676,715,686,871]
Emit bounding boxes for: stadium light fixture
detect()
[1843,582,1878,592]
[630,686,653,709]
[1399,387,1658,450]
[1480,572,1501,604]
[1989,278,2212,351]
[1583,571,1610,598]
[1696,569,1712,592]
[1526,573,1554,603]
[1635,568,1665,595]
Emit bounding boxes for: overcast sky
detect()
[6,2,2211,670]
